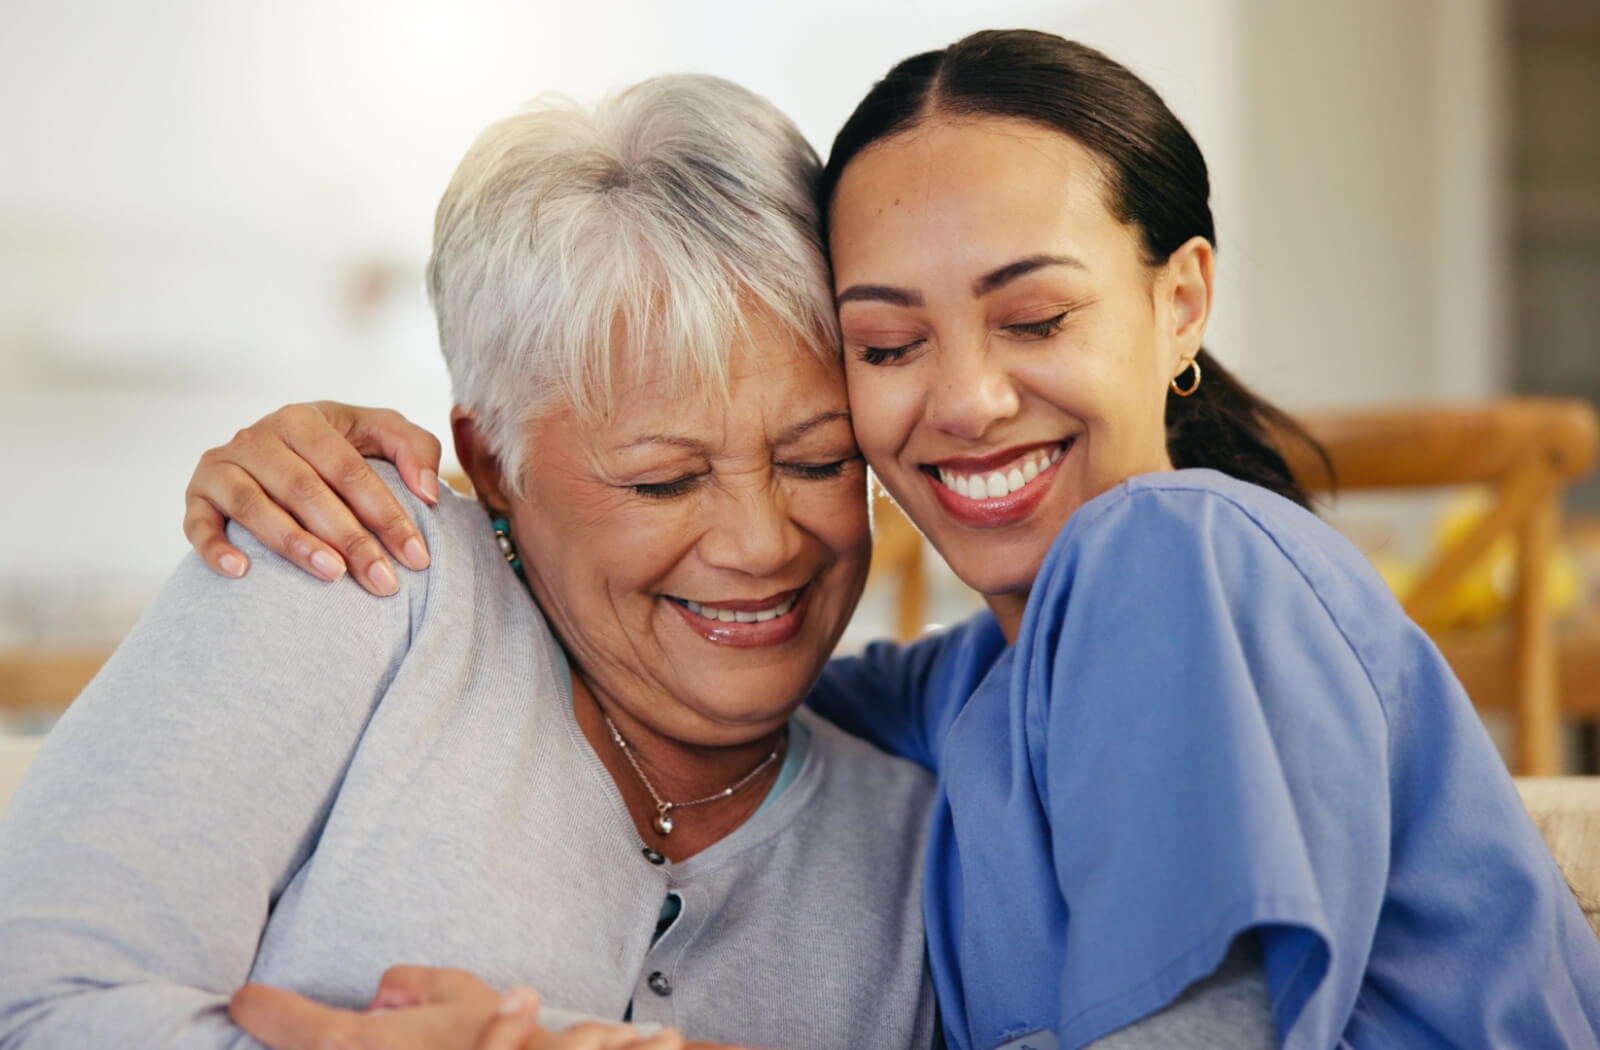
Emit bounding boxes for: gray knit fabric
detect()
[1085,936,1275,1050]
[0,465,937,1049]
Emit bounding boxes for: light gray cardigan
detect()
[0,467,937,1049]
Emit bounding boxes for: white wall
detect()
[1,0,1502,639]
[1234,0,1507,407]
[0,0,1243,600]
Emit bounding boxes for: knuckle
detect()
[337,533,381,563]
[372,505,414,538]
[284,469,332,508]
[223,478,263,519]
[329,455,376,489]
[280,402,320,428]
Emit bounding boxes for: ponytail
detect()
[1166,349,1331,509]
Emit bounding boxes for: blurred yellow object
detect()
[1407,490,1582,630]
[1368,554,1419,602]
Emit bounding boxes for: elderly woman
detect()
[0,75,937,1050]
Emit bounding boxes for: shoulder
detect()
[797,710,936,804]
[1044,468,1390,614]
[1024,468,1413,728]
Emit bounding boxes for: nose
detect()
[698,477,802,578]
[924,343,1020,440]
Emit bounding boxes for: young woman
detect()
[182,31,1600,1050]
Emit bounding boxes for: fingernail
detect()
[496,986,538,1017]
[401,537,430,571]
[420,468,440,504]
[367,560,399,595]
[310,550,346,581]
[218,553,247,578]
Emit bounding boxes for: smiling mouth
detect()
[667,587,803,624]
[923,439,1072,501]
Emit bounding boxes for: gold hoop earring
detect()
[1169,357,1201,397]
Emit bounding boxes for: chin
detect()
[685,661,819,726]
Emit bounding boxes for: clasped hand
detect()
[229,965,700,1050]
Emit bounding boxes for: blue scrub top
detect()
[811,469,1600,1050]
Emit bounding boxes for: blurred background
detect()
[2,0,1598,765]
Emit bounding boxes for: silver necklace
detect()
[603,714,784,836]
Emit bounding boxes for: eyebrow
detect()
[835,254,1086,309]
[620,433,708,453]
[972,254,1086,296]
[834,284,924,309]
[776,410,851,445]
[618,411,850,453]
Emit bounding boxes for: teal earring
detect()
[491,515,526,582]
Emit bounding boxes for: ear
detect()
[1163,235,1214,362]
[450,406,512,512]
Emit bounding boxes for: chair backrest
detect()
[0,647,111,713]
[0,735,43,817]
[1280,398,1600,774]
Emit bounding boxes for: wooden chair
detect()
[1280,398,1600,775]
[0,647,110,713]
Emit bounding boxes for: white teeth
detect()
[679,594,798,624]
[937,445,1065,501]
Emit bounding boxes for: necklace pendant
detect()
[652,809,675,836]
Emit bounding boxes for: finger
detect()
[230,983,359,1050]
[469,987,545,1050]
[627,1029,686,1050]
[331,403,444,505]
[539,1021,645,1050]
[282,421,430,576]
[187,461,349,584]
[183,493,249,579]
[372,965,494,1011]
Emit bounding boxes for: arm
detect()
[1085,935,1276,1049]
[0,513,419,1046]
[184,402,443,594]
[807,615,1005,770]
[1025,485,1390,1049]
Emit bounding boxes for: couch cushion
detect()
[1517,777,1600,935]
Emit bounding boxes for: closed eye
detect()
[781,458,857,480]
[631,475,705,499]
[855,340,924,366]
[1005,312,1068,338]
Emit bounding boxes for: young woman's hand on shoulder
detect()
[184,401,442,595]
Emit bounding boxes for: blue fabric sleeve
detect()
[810,617,1005,771]
[1017,484,1391,1050]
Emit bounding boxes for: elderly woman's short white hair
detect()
[427,74,838,490]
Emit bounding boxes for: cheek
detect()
[844,362,920,461]
[792,477,873,569]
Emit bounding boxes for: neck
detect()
[987,591,1028,645]
[568,670,788,861]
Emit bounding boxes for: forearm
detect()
[0,984,265,1050]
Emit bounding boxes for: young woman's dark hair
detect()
[819,29,1332,508]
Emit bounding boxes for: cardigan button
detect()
[642,847,666,865]
[647,971,672,997]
